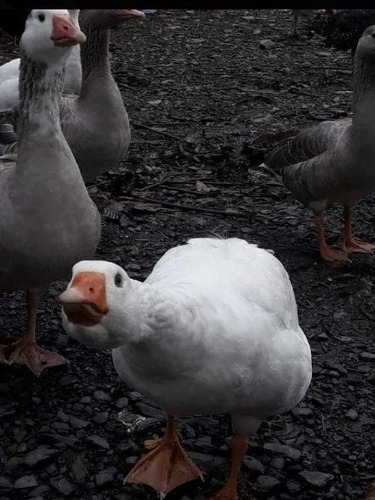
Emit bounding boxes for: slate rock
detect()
[86,435,110,449]
[95,467,117,486]
[14,475,38,489]
[292,407,313,417]
[94,390,112,402]
[69,416,90,429]
[50,478,75,496]
[93,412,109,424]
[270,457,286,470]
[0,476,12,490]
[345,409,358,421]
[24,446,58,467]
[263,442,301,461]
[115,397,129,409]
[256,474,280,491]
[259,39,275,50]
[298,470,334,488]
[243,456,265,475]
[188,451,227,471]
[360,352,375,361]
[135,402,165,420]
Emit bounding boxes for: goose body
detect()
[266,25,375,262]
[60,237,311,498]
[0,9,101,376]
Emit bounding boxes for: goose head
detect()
[59,260,135,350]
[80,9,145,30]
[355,25,375,63]
[21,9,86,65]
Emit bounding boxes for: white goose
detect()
[0,10,101,376]
[265,25,375,263]
[60,237,312,499]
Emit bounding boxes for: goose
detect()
[1,9,145,183]
[0,9,101,376]
[60,237,312,499]
[265,25,375,263]
[0,10,82,112]
[59,9,144,182]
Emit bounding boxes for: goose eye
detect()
[38,13,45,22]
[114,273,123,287]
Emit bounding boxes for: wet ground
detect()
[0,9,375,500]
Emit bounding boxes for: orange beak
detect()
[51,14,86,47]
[59,272,109,327]
[116,9,146,20]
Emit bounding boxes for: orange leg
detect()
[124,415,203,497]
[366,482,375,499]
[314,214,350,263]
[340,206,375,253]
[207,434,249,500]
[0,291,68,377]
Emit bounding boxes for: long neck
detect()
[80,24,110,84]
[352,57,375,129]
[17,48,64,140]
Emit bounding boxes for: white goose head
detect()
[59,260,134,350]
[21,9,86,65]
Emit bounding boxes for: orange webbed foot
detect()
[341,238,375,254]
[3,340,68,377]
[320,246,351,264]
[207,484,238,500]
[125,416,203,497]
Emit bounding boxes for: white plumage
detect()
[60,237,311,498]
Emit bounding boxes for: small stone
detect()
[94,390,111,401]
[360,352,375,361]
[243,456,265,475]
[95,467,117,486]
[256,475,280,491]
[135,402,165,420]
[188,452,227,471]
[263,442,301,461]
[93,412,109,424]
[270,457,286,470]
[286,480,301,493]
[259,39,275,50]
[51,422,69,432]
[292,407,313,417]
[50,478,75,496]
[57,410,69,423]
[59,375,76,387]
[86,435,110,449]
[0,476,12,489]
[298,470,334,488]
[69,416,90,429]
[80,396,91,404]
[24,447,58,467]
[345,409,358,421]
[30,485,50,496]
[14,475,38,489]
[115,397,129,409]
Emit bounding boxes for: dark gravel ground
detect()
[1,9,375,500]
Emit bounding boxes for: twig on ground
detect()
[120,193,252,218]
[132,121,185,142]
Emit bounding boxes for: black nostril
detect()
[89,286,94,293]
